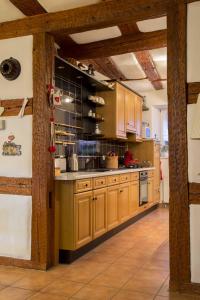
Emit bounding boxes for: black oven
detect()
[139,171,148,206]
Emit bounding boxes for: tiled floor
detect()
[0,208,199,299]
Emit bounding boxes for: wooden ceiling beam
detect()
[81,58,127,81]
[9,0,125,80]
[187,82,200,104]
[9,0,46,15]
[135,50,163,90]
[0,0,167,39]
[59,29,167,60]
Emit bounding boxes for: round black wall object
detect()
[0,57,21,81]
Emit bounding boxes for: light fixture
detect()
[62,92,74,105]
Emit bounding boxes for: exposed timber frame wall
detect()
[167,0,191,291]
[0,33,55,270]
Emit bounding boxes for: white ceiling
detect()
[122,79,154,93]
[0,0,167,94]
[150,47,167,79]
[137,17,167,32]
[111,53,146,79]
[70,26,121,44]
[38,0,100,12]
[0,0,25,22]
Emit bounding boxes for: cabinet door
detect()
[126,89,135,133]
[154,144,161,203]
[93,188,107,239]
[129,181,139,216]
[118,183,130,223]
[148,177,154,204]
[116,84,126,139]
[107,185,119,231]
[75,191,93,249]
[135,96,142,140]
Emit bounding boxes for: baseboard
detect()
[59,204,158,264]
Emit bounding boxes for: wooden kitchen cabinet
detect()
[129,180,139,216]
[135,96,143,140]
[118,183,130,223]
[116,83,126,139]
[75,191,93,249]
[148,177,154,204]
[97,82,143,140]
[126,89,136,133]
[107,185,119,230]
[93,188,107,239]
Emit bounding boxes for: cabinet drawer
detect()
[107,175,120,186]
[148,171,154,178]
[75,179,92,193]
[130,172,139,181]
[120,173,130,183]
[93,177,107,189]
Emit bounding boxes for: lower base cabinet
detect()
[118,183,130,223]
[148,177,154,204]
[75,191,93,249]
[107,185,119,230]
[93,188,107,239]
[129,180,139,216]
[57,171,156,252]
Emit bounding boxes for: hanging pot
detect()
[0,57,21,81]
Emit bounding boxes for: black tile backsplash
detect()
[54,57,128,170]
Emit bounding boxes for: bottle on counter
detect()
[69,153,79,172]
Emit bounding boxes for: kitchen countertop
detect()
[55,167,155,181]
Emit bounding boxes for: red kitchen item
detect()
[124,150,137,167]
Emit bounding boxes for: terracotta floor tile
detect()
[61,262,110,283]
[12,272,56,291]
[122,268,168,295]
[41,279,83,297]
[112,289,154,300]
[90,264,133,289]
[29,292,68,300]
[0,286,34,300]
[155,294,200,300]
[72,284,118,300]
[0,267,26,286]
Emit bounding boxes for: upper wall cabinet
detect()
[97,82,143,140]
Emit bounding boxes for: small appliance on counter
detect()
[142,122,151,139]
[55,157,67,175]
[69,153,79,172]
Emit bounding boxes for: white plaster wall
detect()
[0,116,32,178]
[142,89,168,139]
[187,2,200,283]
[0,194,32,259]
[187,2,200,83]
[0,36,33,260]
[0,36,33,99]
[187,105,200,183]
[190,205,200,283]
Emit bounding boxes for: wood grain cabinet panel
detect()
[130,172,139,181]
[120,173,130,183]
[129,180,139,216]
[107,185,119,231]
[116,83,126,139]
[148,177,154,204]
[75,191,93,249]
[135,96,143,141]
[93,188,107,239]
[118,183,130,223]
[126,89,136,133]
[93,176,107,189]
[75,179,92,193]
[107,175,120,186]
